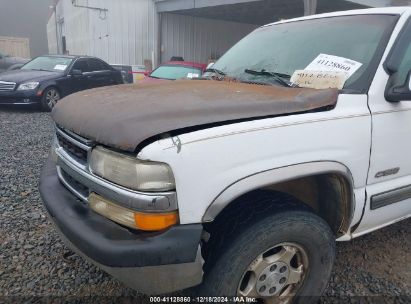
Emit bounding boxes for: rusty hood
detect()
[52,80,339,152]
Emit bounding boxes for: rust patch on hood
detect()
[52,80,339,152]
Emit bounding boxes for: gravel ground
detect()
[0,107,410,303]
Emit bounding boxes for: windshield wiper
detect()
[244,69,294,87]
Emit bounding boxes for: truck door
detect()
[354,17,411,237]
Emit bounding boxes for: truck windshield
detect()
[21,56,73,72]
[212,14,398,92]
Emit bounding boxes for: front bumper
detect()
[39,156,204,294]
[0,90,41,105]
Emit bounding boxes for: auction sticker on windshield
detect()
[304,54,362,79]
[187,73,200,79]
[291,70,346,89]
[54,64,68,71]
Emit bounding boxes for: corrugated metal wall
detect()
[47,0,158,66]
[61,1,90,56]
[46,0,257,67]
[47,13,58,54]
[160,13,257,63]
[47,0,90,55]
[0,36,30,58]
[88,0,158,66]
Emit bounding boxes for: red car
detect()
[143,61,207,82]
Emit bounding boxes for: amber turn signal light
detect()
[134,212,179,231]
[89,193,179,231]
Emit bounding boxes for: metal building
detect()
[47,0,159,67]
[47,0,407,68]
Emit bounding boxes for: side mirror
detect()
[385,70,411,102]
[71,69,83,76]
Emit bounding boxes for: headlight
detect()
[17,82,39,90]
[90,146,175,192]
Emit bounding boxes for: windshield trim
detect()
[263,13,401,29]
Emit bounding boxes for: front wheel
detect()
[41,87,60,112]
[199,209,335,303]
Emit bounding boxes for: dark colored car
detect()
[0,51,29,73]
[0,55,123,111]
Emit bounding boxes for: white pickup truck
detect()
[40,7,411,303]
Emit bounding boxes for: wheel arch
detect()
[203,161,355,237]
[39,83,60,94]
[38,83,62,102]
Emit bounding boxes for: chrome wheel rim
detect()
[237,242,308,303]
[46,89,60,109]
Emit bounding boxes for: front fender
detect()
[203,161,355,222]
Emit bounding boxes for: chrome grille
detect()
[0,81,16,91]
[55,126,93,200]
[57,132,88,163]
[56,127,93,166]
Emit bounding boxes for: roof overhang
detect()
[154,0,369,26]
[155,0,262,12]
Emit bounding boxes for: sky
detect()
[0,0,51,57]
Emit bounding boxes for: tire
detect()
[41,87,61,112]
[198,194,335,304]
